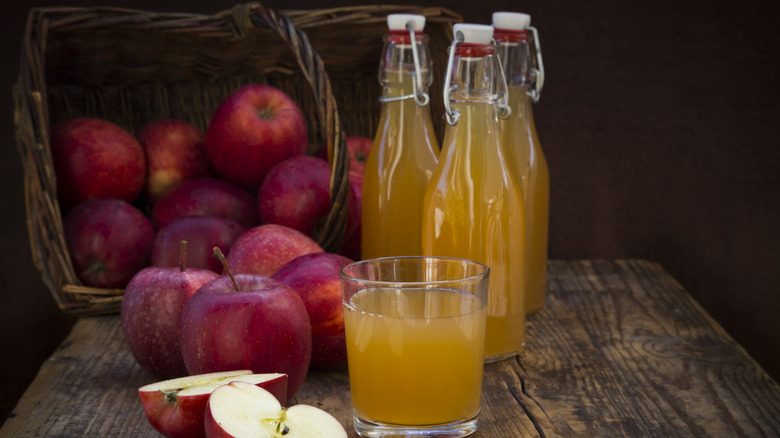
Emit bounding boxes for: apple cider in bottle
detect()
[361,14,440,259]
[422,24,527,362]
[493,12,550,315]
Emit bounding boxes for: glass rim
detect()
[339,255,490,287]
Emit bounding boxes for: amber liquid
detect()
[344,287,485,425]
[502,86,550,315]
[422,102,526,361]
[362,72,439,259]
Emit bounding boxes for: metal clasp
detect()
[377,23,430,106]
[443,37,461,125]
[408,23,430,106]
[494,38,512,120]
[527,26,545,103]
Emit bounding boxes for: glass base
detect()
[484,350,520,363]
[353,410,479,437]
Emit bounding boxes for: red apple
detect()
[345,135,372,171]
[122,245,220,377]
[258,156,331,238]
[152,216,245,273]
[51,117,145,210]
[137,119,216,203]
[272,253,353,368]
[179,271,312,402]
[205,381,346,438]
[63,197,155,288]
[225,224,324,278]
[340,165,364,260]
[138,370,287,438]
[315,135,372,174]
[151,178,259,229]
[205,84,307,191]
[259,156,360,242]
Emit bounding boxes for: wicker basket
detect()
[13,3,461,316]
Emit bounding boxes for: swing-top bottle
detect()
[493,12,550,315]
[422,23,527,362]
[361,14,440,259]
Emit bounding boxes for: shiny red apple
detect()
[122,243,220,378]
[51,117,145,210]
[272,252,353,368]
[152,216,245,273]
[315,135,372,174]
[340,164,364,260]
[259,155,360,242]
[224,224,324,278]
[63,197,155,288]
[179,268,312,402]
[205,84,307,191]
[137,119,216,203]
[258,155,332,238]
[345,135,372,174]
[151,178,259,230]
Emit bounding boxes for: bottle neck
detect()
[448,43,503,104]
[494,29,535,88]
[379,31,433,93]
[443,43,505,156]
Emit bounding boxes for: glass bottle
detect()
[493,12,550,315]
[361,14,440,259]
[422,23,527,362]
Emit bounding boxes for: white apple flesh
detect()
[138,370,287,438]
[205,381,347,438]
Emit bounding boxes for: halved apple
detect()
[205,381,347,438]
[138,370,287,438]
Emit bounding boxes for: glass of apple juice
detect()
[340,256,489,438]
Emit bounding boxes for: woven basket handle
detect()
[231,3,350,252]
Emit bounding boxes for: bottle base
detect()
[352,410,479,437]
[484,350,521,363]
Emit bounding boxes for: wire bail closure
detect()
[444,35,512,126]
[527,26,545,103]
[443,37,461,125]
[378,23,430,106]
[495,39,512,120]
[408,23,430,106]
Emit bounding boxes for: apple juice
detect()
[343,287,485,425]
[502,85,549,315]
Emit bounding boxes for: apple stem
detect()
[213,247,241,291]
[179,241,188,272]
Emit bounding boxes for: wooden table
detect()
[2,260,779,437]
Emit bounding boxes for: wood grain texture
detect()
[2,260,778,437]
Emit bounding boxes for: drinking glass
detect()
[340,256,489,437]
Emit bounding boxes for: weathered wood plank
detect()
[1,260,778,437]
[513,259,780,437]
[1,316,156,437]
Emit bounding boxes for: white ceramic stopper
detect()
[387,14,426,31]
[453,23,494,45]
[492,12,531,30]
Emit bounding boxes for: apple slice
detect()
[138,370,287,438]
[205,381,347,438]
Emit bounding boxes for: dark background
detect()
[2,0,778,425]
